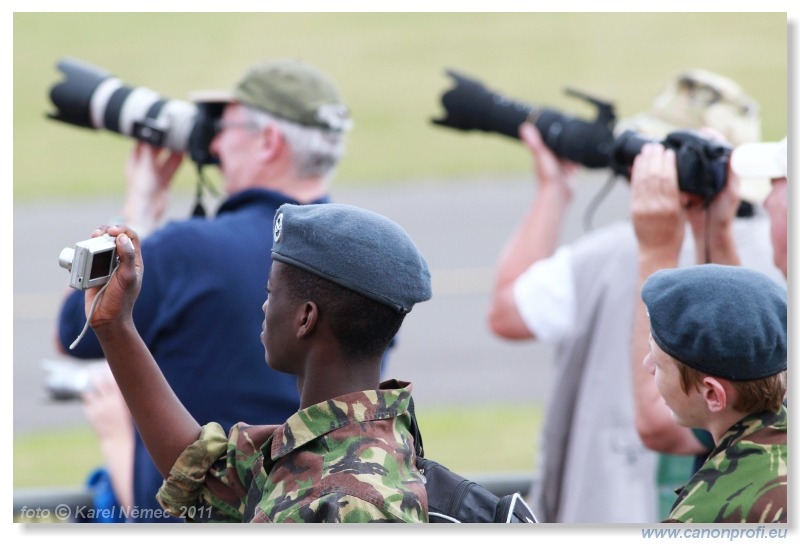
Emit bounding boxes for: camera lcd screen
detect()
[89,249,114,279]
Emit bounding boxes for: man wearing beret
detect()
[629,135,788,522]
[56,60,354,521]
[640,264,787,523]
[78,203,431,522]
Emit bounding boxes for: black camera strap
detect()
[582,172,619,232]
[190,164,221,219]
[191,166,207,218]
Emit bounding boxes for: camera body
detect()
[59,234,118,290]
[47,57,222,166]
[611,129,732,205]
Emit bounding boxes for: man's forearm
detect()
[706,224,740,265]
[494,183,571,289]
[488,184,571,338]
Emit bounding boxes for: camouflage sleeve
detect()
[157,422,229,520]
[157,422,280,523]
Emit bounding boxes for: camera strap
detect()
[191,178,206,218]
[69,259,121,351]
[190,164,218,218]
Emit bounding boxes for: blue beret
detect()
[271,203,432,314]
[641,265,786,381]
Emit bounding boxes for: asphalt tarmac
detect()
[13,172,631,435]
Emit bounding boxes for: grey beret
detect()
[641,264,786,381]
[271,203,432,314]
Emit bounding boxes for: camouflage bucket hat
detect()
[616,69,769,202]
[616,69,761,145]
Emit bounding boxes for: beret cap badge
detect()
[273,213,283,243]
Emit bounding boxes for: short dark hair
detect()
[283,264,404,359]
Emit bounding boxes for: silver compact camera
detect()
[59,234,119,290]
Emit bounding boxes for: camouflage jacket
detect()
[157,379,428,523]
[664,406,787,523]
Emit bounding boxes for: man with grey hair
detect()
[56,59,352,522]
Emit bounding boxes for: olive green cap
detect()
[192,59,351,132]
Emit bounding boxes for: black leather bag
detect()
[408,399,537,523]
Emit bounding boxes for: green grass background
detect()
[14,405,543,488]
[13,12,787,489]
[14,12,787,202]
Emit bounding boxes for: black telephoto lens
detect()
[432,70,617,169]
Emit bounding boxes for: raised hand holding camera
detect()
[60,226,141,350]
[519,122,578,198]
[611,129,732,206]
[82,227,141,328]
[123,142,184,237]
[630,143,686,259]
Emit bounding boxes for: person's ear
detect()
[296,301,318,339]
[259,123,284,163]
[702,376,729,413]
